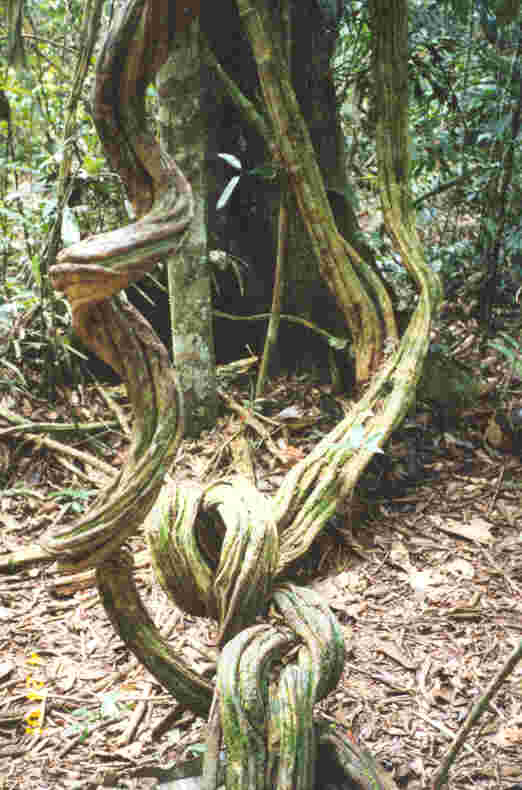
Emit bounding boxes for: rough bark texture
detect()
[157,22,218,435]
[45,0,193,569]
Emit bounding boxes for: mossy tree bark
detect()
[157,20,218,436]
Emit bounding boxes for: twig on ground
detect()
[117,682,152,746]
[54,454,112,487]
[0,406,118,436]
[430,637,522,790]
[0,405,117,475]
[94,382,132,438]
[218,388,289,464]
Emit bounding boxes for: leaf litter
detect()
[0,355,521,790]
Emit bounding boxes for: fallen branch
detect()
[431,637,522,789]
[0,405,118,476]
[218,389,289,464]
[0,409,118,479]
[0,406,119,436]
[54,454,112,487]
[0,545,149,585]
[27,432,115,477]
[0,545,51,572]
[48,549,150,595]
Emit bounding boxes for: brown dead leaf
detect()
[496,500,517,526]
[343,601,368,618]
[493,721,522,747]
[430,515,493,544]
[276,444,306,464]
[0,661,14,681]
[390,540,412,570]
[444,558,475,578]
[0,511,22,532]
[374,638,418,670]
[430,681,453,705]
[54,663,77,693]
[499,763,522,779]
[310,577,357,612]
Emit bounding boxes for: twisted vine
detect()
[46,0,216,725]
[42,1,401,786]
[45,0,195,570]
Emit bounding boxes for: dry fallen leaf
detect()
[430,681,453,705]
[390,540,412,570]
[430,515,493,544]
[53,662,77,693]
[444,558,475,579]
[343,601,368,618]
[374,638,418,670]
[492,721,522,747]
[407,567,444,599]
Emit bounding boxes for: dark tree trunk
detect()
[202,0,362,384]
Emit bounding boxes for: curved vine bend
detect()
[44,0,197,570]
[43,2,399,786]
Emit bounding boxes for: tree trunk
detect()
[157,20,218,435]
[202,0,395,385]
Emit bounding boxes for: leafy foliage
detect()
[0,0,127,394]
[334,0,522,324]
[1,0,521,396]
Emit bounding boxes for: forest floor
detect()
[0,339,521,790]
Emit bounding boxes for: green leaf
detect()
[218,152,243,171]
[82,155,104,175]
[217,175,241,210]
[249,163,279,180]
[327,335,349,350]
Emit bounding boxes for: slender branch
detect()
[413,165,490,208]
[431,638,522,790]
[0,405,117,477]
[23,431,115,477]
[213,310,348,348]
[201,34,270,141]
[0,33,79,54]
[0,406,118,436]
[256,189,288,397]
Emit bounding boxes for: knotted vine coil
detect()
[41,2,396,787]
